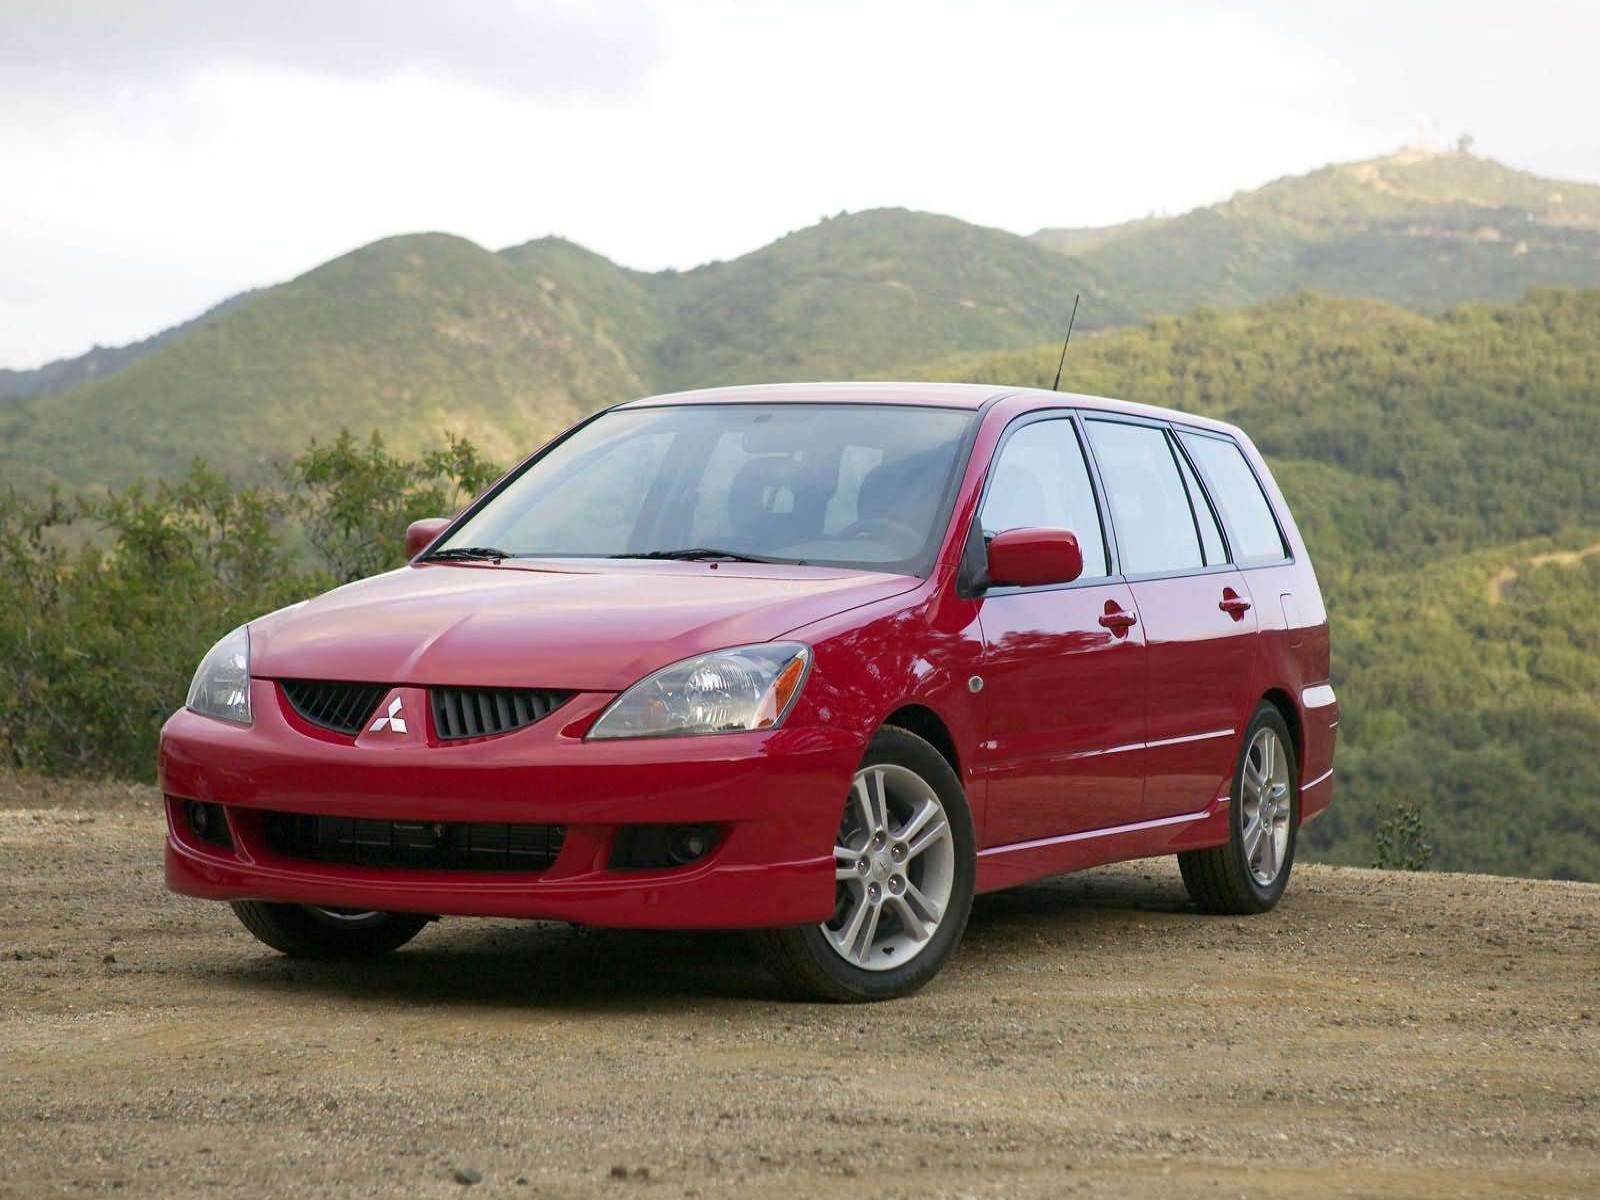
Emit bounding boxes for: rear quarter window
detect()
[1177,431,1289,564]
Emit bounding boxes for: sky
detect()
[3,0,1598,368]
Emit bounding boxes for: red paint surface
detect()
[973,579,1148,843]
[403,517,450,559]
[161,383,1336,927]
[985,526,1083,588]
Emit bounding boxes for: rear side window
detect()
[981,418,1109,578]
[1084,419,1203,575]
[1178,431,1288,563]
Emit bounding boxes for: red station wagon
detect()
[162,383,1337,1000]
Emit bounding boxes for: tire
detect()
[229,901,429,959]
[752,725,976,1002]
[1179,703,1299,915]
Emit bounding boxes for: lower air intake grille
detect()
[262,812,565,872]
[431,687,572,740]
[281,680,388,735]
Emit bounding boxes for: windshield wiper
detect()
[424,546,516,562]
[610,547,777,563]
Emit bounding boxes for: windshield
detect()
[437,403,976,573]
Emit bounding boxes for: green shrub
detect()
[1372,802,1435,871]
[0,432,495,780]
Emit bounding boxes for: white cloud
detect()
[1,0,660,99]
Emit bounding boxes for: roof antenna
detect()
[1051,293,1081,392]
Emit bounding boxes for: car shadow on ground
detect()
[969,867,1197,926]
[199,868,1196,1011]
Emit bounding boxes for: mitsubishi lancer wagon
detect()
[162,383,1337,1000]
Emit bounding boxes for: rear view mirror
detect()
[985,527,1084,588]
[405,517,451,559]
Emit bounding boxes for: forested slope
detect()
[923,290,1600,878]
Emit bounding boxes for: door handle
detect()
[1098,608,1138,633]
[1219,592,1252,618]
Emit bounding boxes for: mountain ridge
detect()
[0,291,254,402]
[5,149,1600,491]
[1032,149,1600,316]
[14,147,1600,396]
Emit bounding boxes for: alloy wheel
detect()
[822,764,956,971]
[1241,727,1292,885]
[304,906,387,927]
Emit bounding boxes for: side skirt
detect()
[973,795,1231,895]
[1299,767,1335,824]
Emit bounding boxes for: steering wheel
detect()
[839,515,921,545]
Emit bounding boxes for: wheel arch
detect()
[1260,687,1303,781]
[881,702,961,783]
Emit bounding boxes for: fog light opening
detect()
[184,800,232,849]
[608,823,723,870]
[667,824,715,866]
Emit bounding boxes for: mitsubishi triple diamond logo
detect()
[369,696,407,734]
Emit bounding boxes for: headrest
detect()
[729,456,810,534]
[858,447,951,522]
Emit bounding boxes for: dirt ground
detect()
[2,777,1596,1200]
[1486,539,1600,605]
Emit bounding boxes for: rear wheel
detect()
[1178,704,1298,914]
[753,726,976,1001]
[229,901,429,959]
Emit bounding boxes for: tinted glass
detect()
[1178,431,1288,563]
[1085,419,1203,574]
[1174,441,1227,565]
[981,419,1109,578]
[441,404,975,572]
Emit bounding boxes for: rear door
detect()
[973,414,1148,844]
[1082,417,1259,822]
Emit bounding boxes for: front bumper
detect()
[160,680,857,928]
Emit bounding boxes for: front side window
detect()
[1177,431,1288,563]
[1084,419,1204,575]
[438,403,975,573]
[980,418,1109,578]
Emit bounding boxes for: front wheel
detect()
[1178,703,1299,914]
[229,901,430,959]
[752,726,976,1002]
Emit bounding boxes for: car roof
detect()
[617,381,1241,435]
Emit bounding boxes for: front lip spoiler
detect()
[164,818,835,929]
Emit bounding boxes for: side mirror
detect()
[405,517,451,560]
[985,527,1084,589]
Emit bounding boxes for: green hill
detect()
[504,212,1133,389]
[10,151,1600,491]
[922,289,1600,879]
[631,209,1131,389]
[0,234,652,489]
[2,213,1113,489]
[0,293,254,403]
[1035,149,1600,316]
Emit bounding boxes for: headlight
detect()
[186,625,251,725]
[587,642,811,740]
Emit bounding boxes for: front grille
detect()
[431,687,572,740]
[262,812,565,872]
[281,680,387,735]
[279,680,571,740]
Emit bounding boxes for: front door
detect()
[973,415,1147,845]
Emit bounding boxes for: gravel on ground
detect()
[2,776,1596,1199]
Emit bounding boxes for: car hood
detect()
[249,560,920,691]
